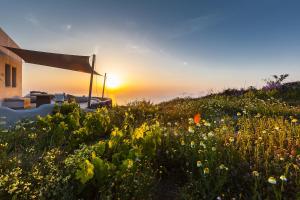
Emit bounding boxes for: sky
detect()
[1,0,300,104]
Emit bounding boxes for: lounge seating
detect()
[53,93,66,103]
[2,97,31,109]
[0,104,55,128]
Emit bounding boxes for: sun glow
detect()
[106,74,122,89]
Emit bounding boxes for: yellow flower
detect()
[237,112,241,116]
[180,139,185,146]
[203,167,210,174]
[229,137,235,143]
[108,140,114,148]
[292,118,298,123]
[91,151,96,159]
[127,159,134,169]
[190,141,195,148]
[252,171,259,177]
[268,176,277,184]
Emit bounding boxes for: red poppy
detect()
[194,113,201,124]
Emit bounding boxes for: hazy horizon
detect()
[1,0,300,104]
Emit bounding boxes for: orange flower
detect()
[194,113,201,124]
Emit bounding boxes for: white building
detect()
[0,28,22,102]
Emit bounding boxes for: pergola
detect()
[2,46,102,108]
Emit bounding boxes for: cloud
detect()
[25,14,39,26]
[168,14,221,39]
[126,42,152,55]
[62,24,72,31]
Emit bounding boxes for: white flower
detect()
[268,176,277,184]
[280,175,287,182]
[188,127,194,133]
[200,141,206,149]
[196,161,202,167]
[204,122,211,127]
[208,131,214,137]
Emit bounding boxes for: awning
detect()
[2,46,101,75]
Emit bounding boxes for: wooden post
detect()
[88,54,96,108]
[102,73,107,99]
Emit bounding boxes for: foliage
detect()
[0,93,300,199]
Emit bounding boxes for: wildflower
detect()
[188,118,194,124]
[280,175,287,182]
[190,141,195,148]
[194,113,201,124]
[91,151,96,159]
[255,113,261,118]
[188,127,194,133]
[237,112,241,116]
[196,161,202,167]
[204,122,211,127]
[292,118,298,123]
[219,164,228,170]
[258,136,263,140]
[127,159,134,168]
[203,167,210,174]
[268,176,277,184]
[229,137,235,143]
[279,157,284,161]
[208,131,214,137]
[180,139,185,146]
[212,147,216,151]
[200,141,206,149]
[252,171,259,177]
[242,110,247,114]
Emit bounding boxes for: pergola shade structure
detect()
[3,46,100,75]
[2,46,101,108]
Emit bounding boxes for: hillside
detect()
[1,83,300,199]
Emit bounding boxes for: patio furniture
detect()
[35,94,53,107]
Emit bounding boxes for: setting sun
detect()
[106,74,121,89]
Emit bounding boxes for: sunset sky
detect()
[1,0,300,104]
